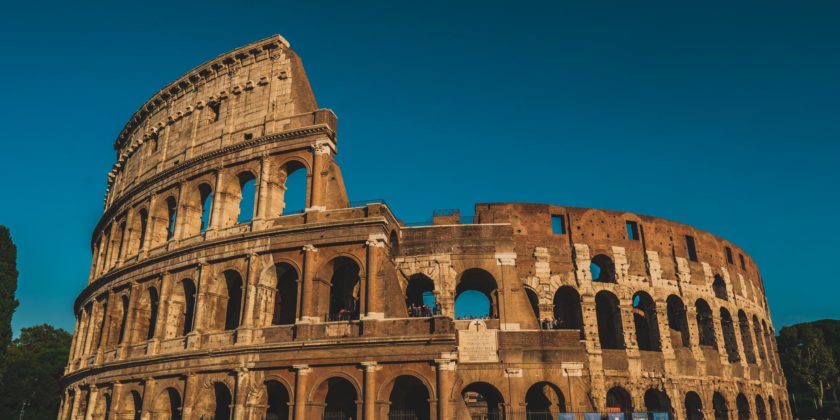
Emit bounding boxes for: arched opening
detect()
[685,391,703,420]
[524,287,540,324]
[713,275,728,300]
[165,196,178,241]
[323,377,358,420]
[153,388,182,420]
[117,295,129,344]
[327,257,361,321]
[272,263,299,325]
[182,279,197,336]
[213,382,233,420]
[388,376,430,420]
[280,161,307,215]
[134,209,148,254]
[720,308,740,362]
[405,274,436,317]
[644,389,672,419]
[632,292,661,351]
[455,269,498,319]
[595,291,624,349]
[736,393,750,420]
[92,393,111,420]
[695,299,716,347]
[768,396,778,420]
[713,392,729,420]
[223,271,244,331]
[237,172,257,224]
[606,386,633,415]
[756,395,767,420]
[199,183,213,233]
[553,286,583,334]
[135,287,159,342]
[461,382,504,419]
[265,380,290,420]
[590,254,616,282]
[525,382,566,418]
[94,300,108,350]
[738,310,756,363]
[753,315,767,361]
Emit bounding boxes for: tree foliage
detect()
[779,319,840,418]
[0,225,19,379]
[0,324,71,419]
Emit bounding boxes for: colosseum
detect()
[60,35,790,420]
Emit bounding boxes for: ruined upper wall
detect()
[104,35,328,209]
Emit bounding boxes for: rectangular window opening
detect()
[685,235,698,262]
[626,221,640,241]
[724,246,734,264]
[551,215,565,234]
[739,254,746,270]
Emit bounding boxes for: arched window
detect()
[685,391,704,420]
[213,382,232,420]
[137,209,148,252]
[606,387,633,416]
[461,382,504,419]
[644,389,672,418]
[596,291,624,349]
[237,172,256,224]
[388,376,430,420]
[165,196,177,240]
[279,161,307,215]
[667,295,690,348]
[265,381,290,420]
[455,269,498,319]
[272,263,298,325]
[117,295,129,344]
[695,299,716,347]
[167,279,197,338]
[320,378,358,420]
[720,308,740,362]
[223,271,244,331]
[524,287,540,323]
[525,382,566,418]
[738,310,756,363]
[756,395,768,420]
[199,183,213,233]
[553,286,583,334]
[590,254,616,282]
[153,388,182,420]
[713,275,728,300]
[736,393,750,420]
[632,291,661,351]
[753,315,767,361]
[119,390,142,420]
[768,396,778,420]
[92,393,111,420]
[405,274,435,317]
[146,288,159,340]
[327,258,362,321]
[713,392,729,420]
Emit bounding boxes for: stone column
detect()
[361,362,378,420]
[210,169,225,229]
[181,374,198,420]
[435,358,456,420]
[308,140,332,211]
[148,274,171,355]
[69,386,81,420]
[299,245,319,323]
[111,383,125,420]
[233,368,250,420]
[255,155,271,221]
[141,194,157,256]
[172,184,187,241]
[364,235,386,319]
[118,283,141,359]
[84,385,99,420]
[187,261,208,349]
[238,253,259,344]
[139,378,156,420]
[293,365,311,420]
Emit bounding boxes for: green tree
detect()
[0,324,71,419]
[0,225,19,379]
[779,322,839,411]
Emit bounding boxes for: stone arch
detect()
[753,315,767,361]
[768,395,778,420]
[152,387,182,420]
[695,299,716,347]
[595,290,624,349]
[166,278,197,338]
[553,286,583,334]
[632,291,661,351]
[606,386,633,414]
[134,286,159,342]
[310,375,360,420]
[525,381,566,417]
[151,194,178,247]
[405,274,435,316]
[315,256,362,321]
[685,391,703,420]
[259,262,299,326]
[738,310,756,363]
[644,388,673,417]
[195,381,233,420]
[713,274,728,300]
[455,268,499,319]
[590,254,616,282]
[263,380,291,420]
[107,294,130,348]
[720,307,740,362]
[118,389,142,420]
[235,171,257,224]
[223,270,244,331]
[386,375,432,420]
[524,285,540,324]
[461,382,505,419]
[667,295,690,348]
[756,394,768,420]
[277,158,309,216]
[736,393,750,420]
[92,391,112,419]
[128,207,149,255]
[712,392,729,420]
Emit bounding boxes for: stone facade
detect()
[60,35,789,420]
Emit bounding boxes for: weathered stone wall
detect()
[60,36,790,420]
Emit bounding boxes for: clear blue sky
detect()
[1,0,838,335]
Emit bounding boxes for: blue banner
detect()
[653,413,670,420]
[607,413,625,420]
[558,414,576,420]
[632,414,647,420]
[584,414,601,420]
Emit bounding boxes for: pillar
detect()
[111,383,125,420]
[141,194,157,255]
[299,245,318,323]
[233,368,250,420]
[83,385,99,420]
[69,386,81,420]
[238,253,259,344]
[435,358,456,420]
[308,140,332,211]
[210,169,224,229]
[364,235,386,319]
[187,261,208,349]
[139,378,156,420]
[361,362,378,420]
[118,283,141,358]
[293,365,311,420]
[181,374,198,420]
[255,155,271,221]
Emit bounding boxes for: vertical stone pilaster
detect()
[255,155,271,222]
[233,368,250,420]
[181,373,198,420]
[210,168,224,230]
[435,358,456,420]
[364,235,386,319]
[238,253,260,344]
[361,362,378,420]
[299,245,319,322]
[139,378,156,420]
[187,260,208,349]
[293,365,311,420]
[307,139,332,211]
[83,385,98,420]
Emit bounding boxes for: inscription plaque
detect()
[457,320,499,363]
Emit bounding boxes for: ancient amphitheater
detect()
[60,35,789,420]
